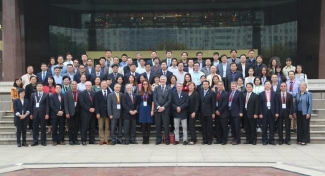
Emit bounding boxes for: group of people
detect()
[11,49,312,147]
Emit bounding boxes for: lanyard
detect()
[143,93,148,101]
[265,91,271,102]
[35,92,43,103]
[72,91,78,102]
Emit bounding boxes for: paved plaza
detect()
[0,144,324,175]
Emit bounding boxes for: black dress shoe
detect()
[31,143,38,146]
[207,142,212,145]
[222,142,227,145]
[279,141,283,145]
[130,141,138,144]
[214,141,222,144]
[111,141,116,145]
[166,141,170,145]
[74,141,80,145]
[183,141,188,145]
[117,140,122,144]
[17,143,21,147]
[252,141,256,145]
[244,141,251,144]
[269,142,276,145]
[69,141,75,145]
[155,141,162,145]
[41,142,47,146]
[263,142,268,145]
[22,142,28,147]
[124,141,130,145]
[173,141,179,145]
[89,141,98,145]
[232,142,238,145]
[202,141,208,145]
[82,142,87,146]
[286,141,291,145]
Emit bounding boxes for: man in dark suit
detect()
[142,63,155,84]
[226,63,242,91]
[199,80,216,145]
[259,80,279,145]
[253,56,266,76]
[107,83,124,145]
[79,81,97,146]
[215,81,229,145]
[228,81,244,145]
[194,51,206,70]
[171,83,189,145]
[94,80,111,145]
[30,82,50,146]
[243,83,259,145]
[14,89,30,147]
[162,50,173,67]
[85,58,95,75]
[49,84,65,146]
[121,84,139,145]
[153,75,172,145]
[271,74,281,93]
[90,64,106,84]
[146,51,158,66]
[74,65,90,83]
[277,82,294,145]
[124,64,140,84]
[158,61,173,85]
[36,63,52,85]
[64,81,81,145]
[237,54,250,78]
[105,64,123,89]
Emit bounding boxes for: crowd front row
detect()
[13,75,312,147]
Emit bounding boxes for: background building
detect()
[1,0,325,80]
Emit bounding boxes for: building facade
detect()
[1,0,325,80]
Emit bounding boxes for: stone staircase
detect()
[0,81,324,145]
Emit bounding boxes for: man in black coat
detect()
[215,81,229,145]
[142,63,155,84]
[64,81,82,145]
[157,61,173,85]
[90,64,106,85]
[243,83,259,145]
[36,63,52,85]
[171,83,189,145]
[277,82,294,145]
[199,80,216,145]
[94,80,112,145]
[73,65,90,83]
[79,81,97,145]
[228,81,244,145]
[226,63,242,91]
[121,84,139,145]
[50,84,65,146]
[105,64,123,89]
[124,64,140,84]
[30,82,50,146]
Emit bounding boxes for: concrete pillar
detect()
[319,0,325,78]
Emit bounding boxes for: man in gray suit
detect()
[153,75,172,145]
[107,83,124,145]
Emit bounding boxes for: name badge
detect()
[36,103,39,108]
[216,102,218,107]
[245,103,247,109]
[282,104,286,109]
[228,102,232,107]
[143,101,148,107]
[267,101,271,107]
[74,102,77,107]
[117,104,121,109]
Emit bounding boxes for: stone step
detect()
[0,102,11,111]
[0,94,11,101]
[1,137,324,145]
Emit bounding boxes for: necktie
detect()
[129,93,133,103]
[204,90,207,97]
[229,91,234,102]
[42,72,45,81]
[38,92,40,100]
[246,93,250,103]
[103,91,107,99]
[162,86,165,94]
[114,73,117,80]
[163,71,166,76]
[290,81,293,92]
[88,91,92,102]
[97,72,100,76]
[216,91,220,101]
[116,93,120,103]
[178,93,181,98]
[167,59,170,66]
[282,93,285,103]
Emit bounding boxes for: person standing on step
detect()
[30,82,49,146]
[215,81,229,145]
[171,83,189,145]
[14,89,30,147]
[49,84,66,146]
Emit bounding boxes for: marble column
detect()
[2,0,23,81]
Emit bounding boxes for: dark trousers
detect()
[16,117,28,143]
[155,112,170,142]
[117,117,123,141]
[110,118,118,142]
[81,114,96,143]
[215,116,228,143]
[231,116,241,143]
[200,115,213,143]
[142,123,151,137]
[33,114,47,143]
[244,117,257,143]
[170,113,175,132]
[297,111,310,143]
[29,118,33,130]
[262,110,275,143]
[278,112,291,142]
[51,116,65,143]
[68,113,80,142]
[188,113,197,143]
[124,118,137,142]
